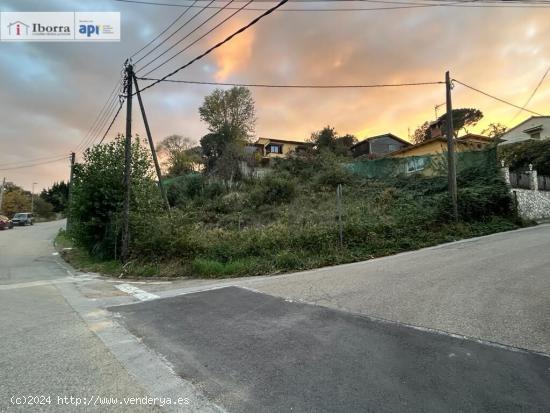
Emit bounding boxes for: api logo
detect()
[79,24,100,37]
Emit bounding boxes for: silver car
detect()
[12,212,33,226]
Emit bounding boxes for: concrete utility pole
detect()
[67,152,75,231]
[0,177,5,214]
[121,62,133,263]
[132,73,171,213]
[445,71,458,220]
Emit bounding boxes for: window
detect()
[267,144,282,154]
[388,144,400,153]
[406,157,427,174]
[529,132,541,140]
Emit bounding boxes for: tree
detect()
[413,108,484,144]
[412,121,431,144]
[1,186,31,218]
[200,124,246,178]
[33,197,55,219]
[40,181,69,213]
[199,87,256,137]
[441,108,484,137]
[70,135,161,258]
[156,135,202,177]
[310,126,357,156]
[482,123,507,139]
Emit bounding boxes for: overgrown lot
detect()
[62,140,524,278]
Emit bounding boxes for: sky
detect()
[1,0,549,191]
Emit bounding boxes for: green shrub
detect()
[249,174,296,206]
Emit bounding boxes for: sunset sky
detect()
[1,0,549,191]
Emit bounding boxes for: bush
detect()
[249,174,296,206]
[499,139,550,175]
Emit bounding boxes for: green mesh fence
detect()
[346,148,498,179]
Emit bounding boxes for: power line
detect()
[130,2,196,58]
[0,154,71,168]
[141,0,255,77]
[0,156,70,171]
[98,99,126,145]
[452,78,545,116]
[136,0,290,95]
[74,80,122,154]
[137,0,239,74]
[137,76,445,88]
[111,0,550,10]
[134,0,212,66]
[510,65,550,120]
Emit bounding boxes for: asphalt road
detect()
[1,220,549,412]
[113,287,550,413]
[0,221,161,412]
[237,224,550,354]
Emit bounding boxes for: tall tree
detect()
[199,87,255,178]
[482,123,507,139]
[156,135,202,177]
[40,181,69,213]
[310,126,357,156]
[199,87,256,137]
[413,108,484,143]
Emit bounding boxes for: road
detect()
[0,221,549,412]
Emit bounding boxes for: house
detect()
[499,116,550,145]
[7,21,30,36]
[388,134,493,174]
[351,133,411,158]
[251,137,312,161]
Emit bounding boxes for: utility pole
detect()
[445,71,458,220]
[0,177,5,215]
[132,73,171,213]
[67,152,75,231]
[121,62,133,263]
[31,182,37,213]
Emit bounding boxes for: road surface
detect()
[0,221,548,412]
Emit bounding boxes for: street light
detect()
[31,182,37,213]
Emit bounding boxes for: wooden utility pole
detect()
[0,177,5,215]
[445,71,458,220]
[132,74,171,213]
[121,63,133,263]
[67,152,75,231]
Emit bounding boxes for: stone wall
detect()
[502,164,550,220]
[511,189,550,220]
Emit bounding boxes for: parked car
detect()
[12,212,33,226]
[0,215,14,230]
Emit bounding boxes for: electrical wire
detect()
[0,154,71,168]
[98,99,126,145]
[134,0,212,66]
[111,0,550,10]
[136,76,445,88]
[130,2,196,58]
[452,79,545,116]
[140,0,254,77]
[74,80,122,154]
[0,156,70,171]
[136,0,290,95]
[510,65,550,120]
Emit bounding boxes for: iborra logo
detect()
[7,21,30,36]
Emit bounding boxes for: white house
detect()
[499,116,550,145]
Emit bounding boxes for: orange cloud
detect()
[212,21,256,82]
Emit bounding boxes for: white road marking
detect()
[115,283,159,301]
